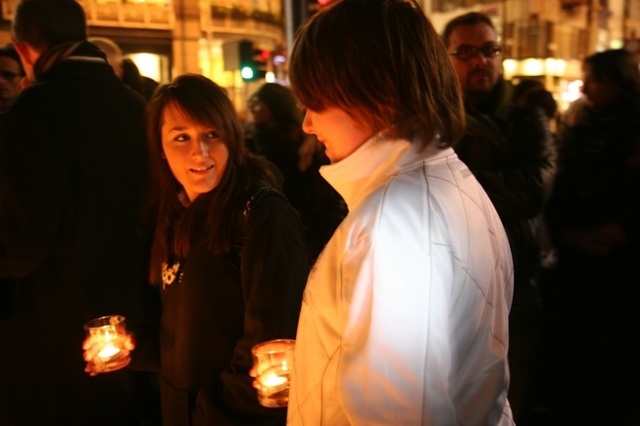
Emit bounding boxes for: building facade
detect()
[0,0,638,113]
[0,0,285,113]
[426,0,640,111]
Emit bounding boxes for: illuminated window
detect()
[123,0,170,4]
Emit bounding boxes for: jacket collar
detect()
[319,133,451,210]
[467,77,514,119]
[33,41,109,82]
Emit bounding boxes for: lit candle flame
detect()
[98,343,120,359]
[263,372,287,387]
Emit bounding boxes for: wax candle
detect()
[98,343,120,359]
[262,372,287,388]
[96,331,120,358]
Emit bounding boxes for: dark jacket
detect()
[542,92,640,426]
[138,190,309,426]
[455,78,557,304]
[0,42,153,425]
[247,128,347,264]
[546,93,640,279]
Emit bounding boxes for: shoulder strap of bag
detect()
[230,186,288,267]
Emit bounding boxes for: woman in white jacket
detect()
[285,0,515,425]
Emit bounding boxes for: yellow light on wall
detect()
[128,53,160,82]
[545,58,557,74]
[503,59,517,79]
[265,71,275,83]
[522,58,544,76]
[544,58,567,76]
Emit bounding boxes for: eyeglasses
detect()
[449,44,501,61]
[0,71,22,80]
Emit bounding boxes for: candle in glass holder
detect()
[84,315,131,374]
[251,339,295,408]
[97,331,120,358]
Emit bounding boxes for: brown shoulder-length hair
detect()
[289,0,464,148]
[146,73,280,284]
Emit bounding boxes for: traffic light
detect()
[239,40,268,82]
[307,0,334,18]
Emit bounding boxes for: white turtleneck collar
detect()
[319,132,452,211]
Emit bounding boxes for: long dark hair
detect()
[289,0,464,148]
[146,74,280,284]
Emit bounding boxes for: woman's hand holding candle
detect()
[249,365,258,388]
[251,339,295,407]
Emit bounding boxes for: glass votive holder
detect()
[251,339,295,408]
[84,315,131,374]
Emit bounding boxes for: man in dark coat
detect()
[544,49,640,426]
[442,12,557,425]
[0,0,156,424]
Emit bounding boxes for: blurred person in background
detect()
[543,48,640,426]
[0,0,156,424]
[86,74,309,425]
[512,79,544,108]
[246,82,347,264]
[88,36,123,79]
[285,0,514,424]
[513,79,558,126]
[513,79,560,271]
[0,44,25,113]
[122,57,158,102]
[443,12,557,424]
[89,36,158,102]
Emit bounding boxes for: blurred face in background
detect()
[161,102,229,202]
[447,22,502,102]
[581,64,622,108]
[248,96,273,128]
[0,56,23,108]
[302,107,374,163]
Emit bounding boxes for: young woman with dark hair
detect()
[86,74,309,426]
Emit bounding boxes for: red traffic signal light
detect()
[308,0,334,18]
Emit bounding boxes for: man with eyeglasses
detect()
[443,11,557,426]
[0,44,24,113]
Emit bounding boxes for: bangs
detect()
[159,75,244,163]
[289,1,394,131]
[167,85,231,142]
[288,0,464,148]
[289,17,336,112]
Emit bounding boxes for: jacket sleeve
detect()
[473,107,557,220]
[127,283,162,373]
[192,193,309,424]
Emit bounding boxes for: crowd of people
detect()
[0,0,638,425]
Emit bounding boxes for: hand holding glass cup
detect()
[251,339,295,408]
[83,315,133,375]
